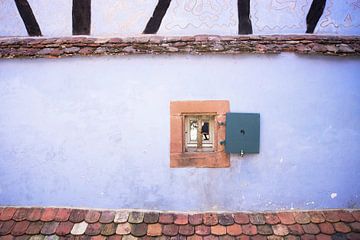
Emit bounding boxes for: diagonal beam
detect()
[238,0,253,34]
[14,0,42,36]
[72,0,91,35]
[143,0,171,34]
[306,0,326,33]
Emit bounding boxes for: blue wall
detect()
[0,54,359,211]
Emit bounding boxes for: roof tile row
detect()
[0,207,359,240]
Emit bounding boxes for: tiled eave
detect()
[0,35,359,59]
[0,207,359,239]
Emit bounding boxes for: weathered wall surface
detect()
[0,54,359,211]
[1,0,359,36]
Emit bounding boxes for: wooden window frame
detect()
[170,100,230,168]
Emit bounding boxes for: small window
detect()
[185,115,214,152]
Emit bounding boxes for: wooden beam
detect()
[14,0,42,36]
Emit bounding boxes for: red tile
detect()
[187,235,203,240]
[347,232,360,240]
[195,225,211,236]
[352,210,360,221]
[302,223,320,234]
[333,222,351,233]
[249,214,265,225]
[218,214,234,226]
[271,224,289,236]
[323,211,340,223]
[56,221,74,236]
[40,208,58,222]
[0,208,17,221]
[211,225,226,236]
[85,210,101,223]
[236,236,250,240]
[41,221,59,235]
[85,223,103,236]
[315,234,332,240]
[338,210,355,222]
[99,211,115,224]
[203,235,219,240]
[147,223,162,236]
[0,220,16,235]
[90,236,107,240]
[308,211,325,223]
[301,234,316,240]
[159,213,174,224]
[256,225,273,235]
[241,224,257,235]
[11,221,30,236]
[249,236,267,240]
[287,224,304,235]
[27,208,43,221]
[54,208,71,222]
[264,213,280,224]
[69,209,87,223]
[0,235,13,240]
[101,223,117,236]
[233,213,249,224]
[226,224,242,236]
[349,222,360,232]
[174,214,188,225]
[107,235,122,240]
[203,213,218,226]
[293,212,311,224]
[13,208,30,221]
[277,212,295,225]
[162,224,179,236]
[26,221,44,235]
[189,214,203,225]
[318,222,335,234]
[179,225,194,235]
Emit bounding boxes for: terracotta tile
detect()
[26,222,44,235]
[249,214,265,225]
[29,236,45,240]
[264,213,280,225]
[226,224,242,236]
[338,210,355,222]
[333,222,351,233]
[323,211,340,223]
[218,214,234,226]
[352,210,360,222]
[0,208,17,221]
[159,213,174,224]
[315,234,331,240]
[308,211,325,224]
[346,232,360,240]
[114,211,129,224]
[271,224,289,236]
[147,223,162,236]
[241,224,257,236]
[90,236,106,240]
[162,224,178,236]
[174,214,188,225]
[99,211,115,224]
[349,222,360,232]
[187,235,203,240]
[218,235,235,240]
[107,235,122,240]
[195,225,211,236]
[131,223,147,237]
[318,222,335,234]
[40,209,58,222]
[41,222,59,235]
[55,222,74,236]
[86,223,103,236]
[277,212,295,225]
[302,223,320,234]
[203,213,218,226]
[284,236,300,240]
[249,236,267,240]
[179,225,194,236]
[233,213,249,224]
[54,209,71,222]
[203,236,219,240]
[143,212,159,224]
[27,209,43,222]
[236,236,250,240]
[301,234,316,240]
[287,224,304,235]
[70,221,88,235]
[13,235,31,240]
[11,221,30,236]
[256,225,273,235]
[0,235,14,240]
[128,212,144,224]
[69,210,87,223]
[293,212,311,224]
[101,223,117,236]
[85,210,101,224]
[13,208,31,221]
[0,220,15,235]
[189,214,203,225]
[116,223,131,235]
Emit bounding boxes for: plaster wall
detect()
[0,54,359,211]
[1,0,360,36]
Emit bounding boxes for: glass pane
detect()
[190,120,198,141]
[201,121,210,141]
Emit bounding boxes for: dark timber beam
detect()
[14,0,42,36]
[143,0,171,34]
[72,0,91,35]
[238,0,252,34]
[306,0,326,33]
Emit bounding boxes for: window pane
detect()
[190,120,198,141]
[201,121,210,141]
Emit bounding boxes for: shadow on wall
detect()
[13,0,327,36]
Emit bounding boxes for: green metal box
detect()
[225,113,260,154]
